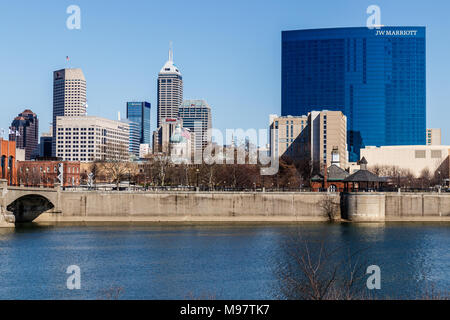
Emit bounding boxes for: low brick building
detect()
[310,164,350,192]
[0,139,17,185]
[16,160,81,187]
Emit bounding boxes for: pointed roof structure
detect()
[159,42,181,75]
[311,164,350,182]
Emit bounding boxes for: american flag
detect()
[181,129,191,140]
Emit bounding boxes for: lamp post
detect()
[196,168,200,189]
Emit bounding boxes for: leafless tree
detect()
[320,194,340,221]
[102,161,130,189]
[274,233,369,300]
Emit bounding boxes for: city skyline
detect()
[1,0,450,145]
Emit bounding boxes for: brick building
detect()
[16,160,80,187]
[0,139,17,185]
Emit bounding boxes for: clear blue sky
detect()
[0,0,449,144]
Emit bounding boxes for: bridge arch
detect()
[6,194,55,223]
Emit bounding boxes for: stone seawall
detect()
[3,186,449,224]
[35,191,339,222]
[385,193,450,220]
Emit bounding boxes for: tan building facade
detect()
[309,111,347,169]
[269,111,347,169]
[269,114,308,160]
[361,145,450,178]
[426,128,441,145]
[52,68,87,156]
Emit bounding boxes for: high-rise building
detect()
[126,102,151,145]
[282,27,426,161]
[308,110,347,169]
[9,109,39,160]
[55,116,129,162]
[269,110,348,169]
[157,48,183,127]
[269,114,308,160]
[179,100,212,156]
[122,118,141,157]
[426,128,441,145]
[52,68,87,156]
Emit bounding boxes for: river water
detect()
[0,222,448,299]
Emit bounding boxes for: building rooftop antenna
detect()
[169,41,173,62]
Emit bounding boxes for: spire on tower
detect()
[168,41,173,62]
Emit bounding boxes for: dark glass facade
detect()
[126,101,151,145]
[282,27,426,161]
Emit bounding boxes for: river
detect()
[0,222,448,299]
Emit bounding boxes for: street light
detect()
[196,168,200,188]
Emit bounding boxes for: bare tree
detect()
[320,194,340,221]
[102,161,129,189]
[274,233,369,300]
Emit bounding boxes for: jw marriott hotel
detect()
[282,26,426,161]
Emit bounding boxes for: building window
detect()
[431,150,442,159]
[415,150,426,159]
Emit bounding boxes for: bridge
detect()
[0,179,61,226]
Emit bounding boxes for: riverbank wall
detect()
[2,187,449,224]
[35,191,337,223]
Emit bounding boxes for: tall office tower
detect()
[282,27,426,161]
[9,109,39,160]
[122,118,141,157]
[308,110,347,169]
[426,128,441,145]
[268,111,347,169]
[52,68,87,156]
[126,102,151,145]
[269,114,308,160]
[178,100,212,155]
[157,47,183,127]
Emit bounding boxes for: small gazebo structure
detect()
[343,157,385,192]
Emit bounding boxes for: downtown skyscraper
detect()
[179,100,212,155]
[9,109,39,160]
[52,68,87,156]
[281,27,426,161]
[157,47,183,127]
[126,102,151,145]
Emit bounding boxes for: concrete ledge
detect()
[34,214,329,223]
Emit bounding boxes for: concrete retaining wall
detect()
[342,193,385,222]
[385,193,450,218]
[36,191,339,222]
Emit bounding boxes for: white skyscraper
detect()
[52,68,87,156]
[157,46,183,127]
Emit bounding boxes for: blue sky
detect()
[0,0,449,144]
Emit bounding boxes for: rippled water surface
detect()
[0,222,448,299]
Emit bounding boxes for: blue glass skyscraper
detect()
[126,101,151,145]
[281,27,426,161]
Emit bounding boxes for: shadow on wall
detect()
[6,195,55,223]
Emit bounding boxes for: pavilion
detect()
[343,157,386,192]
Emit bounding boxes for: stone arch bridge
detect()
[1,180,61,226]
